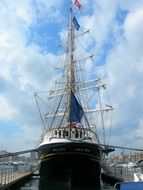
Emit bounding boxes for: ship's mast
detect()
[67,7,75,119]
[34,3,114,141]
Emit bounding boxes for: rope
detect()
[49,88,67,129]
[35,94,47,131]
[107,110,113,145]
[98,87,106,146]
[104,87,114,146]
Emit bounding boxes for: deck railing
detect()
[41,127,99,143]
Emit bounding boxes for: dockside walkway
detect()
[0,165,38,190]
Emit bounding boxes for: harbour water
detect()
[12,178,114,190]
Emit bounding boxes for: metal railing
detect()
[0,163,38,188]
[107,165,143,181]
[0,150,38,189]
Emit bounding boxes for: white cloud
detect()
[100,4,143,148]
[124,9,143,54]
[33,0,64,23]
[135,117,143,138]
[0,0,63,151]
[73,0,143,149]
[0,96,17,121]
[0,0,143,152]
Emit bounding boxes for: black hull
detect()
[38,142,102,187]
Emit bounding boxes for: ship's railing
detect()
[41,127,99,143]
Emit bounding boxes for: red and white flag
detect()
[74,0,81,10]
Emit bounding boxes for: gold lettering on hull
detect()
[51,147,91,153]
[75,148,91,152]
[52,147,66,152]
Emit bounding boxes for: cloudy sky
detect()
[0,0,143,152]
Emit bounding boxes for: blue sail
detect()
[69,92,84,123]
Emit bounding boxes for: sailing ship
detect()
[35,3,114,187]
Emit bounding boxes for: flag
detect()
[69,92,84,123]
[73,16,80,30]
[74,0,81,10]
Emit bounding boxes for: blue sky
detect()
[0,0,143,151]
